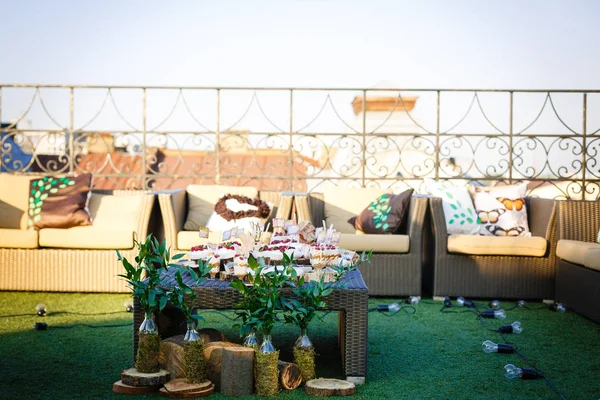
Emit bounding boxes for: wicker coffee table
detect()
[132,269,369,384]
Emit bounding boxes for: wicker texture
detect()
[555,200,600,322]
[158,189,282,251]
[304,194,428,296]
[0,191,155,293]
[294,193,311,223]
[430,197,558,300]
[133,269,369,380]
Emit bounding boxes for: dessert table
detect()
[132,269,369,384]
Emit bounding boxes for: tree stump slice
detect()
[121,368,170,387]
[159,330,226,380]
[164,378,213,394]
[112,380,160,394]
[159,383,214,399]
[203,341,242,391]
[278,360,302,390]
[221,346,255,396]
[305,379,356,397]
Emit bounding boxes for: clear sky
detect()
[1,0,599,89]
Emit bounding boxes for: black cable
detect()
[0,310,128,318]
[35,322,133,330]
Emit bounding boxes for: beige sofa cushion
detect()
[339,233,409,253]
[556,240,600,266]
[183,185,259,231]
[583,249,600,272]
[448,235,547,257]
[0,228,38,249]
[177,231,207,251]
[88,193,147,231]
[0,174,36,229]
[323,187,392,234]
[39,226,134,249]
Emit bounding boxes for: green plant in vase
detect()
[117,234,184,373]
[230,254,295,396]
[168,261,212,383]
[231,256,264,350]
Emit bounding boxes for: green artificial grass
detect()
[0,292,599,399]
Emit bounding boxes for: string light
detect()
[551,303,566,313]
[443,296,452,308]
[406,296,420,305]
[482,340,514,354]
[376,302,400,312]
[456,296,476,308]
[124,300,134,313]
[489,300,500,310]
[35,304,47,317]
[498,321,523,334]
[517,300,526,308]
[480,309,506,319]
[504,364,541,380]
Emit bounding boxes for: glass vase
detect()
[183,320,208,383]
[243,330,258,350]
[293,327,316,382]
[136,311,161,373]
[255,333,279,396]
[259,333,275,354]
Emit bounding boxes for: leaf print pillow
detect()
[425,179,480,235]
[348,189,414,234]
[27,174,93,230]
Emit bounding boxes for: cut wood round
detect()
[121,368,170,387]
[221,346,255,396]
[278,360,302,390]
[164,378,212,394]
[305,379,356,397]
[203,341,243,391]
[112,380,160,394]
[159,330,227,380]
[159,383,214,399]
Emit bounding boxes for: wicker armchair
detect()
[430,197,558,300]
[295,193,428,296]
[0,190,156,293]
[157,188,290,252]
[555,200,600,323]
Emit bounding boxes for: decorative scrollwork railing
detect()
[0,85,598,199]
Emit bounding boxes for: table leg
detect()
[340,293,368,383]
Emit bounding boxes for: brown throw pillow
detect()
[348,189,414,234]
[27,174,93,230]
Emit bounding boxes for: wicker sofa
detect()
[555,200,600,323]
[293,188,428,296]
[0,174,155,293]
[157,185,292,253]
[430,197,558,300]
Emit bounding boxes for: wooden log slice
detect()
[164,378,212,394]
[159,331,227,380]
[202,341,242,391]
[278,360,302,390]
[221,347,255,396]
[305,379,356,397]
[121,368,170,387]
[159,383,214,399]
[112,380,160,394]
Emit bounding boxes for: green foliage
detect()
[168,260,212,323]
[117,234,184,313]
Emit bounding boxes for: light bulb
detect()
[504,364,540,380]
[552,303,566,313]
[124,300,134,313]
[377,302,400,312]
[498,321,522,334]
[517,300,526,308]
[35,303,47,317]
[456,296,475,308]
[489,300,500,309]
[443,296,452,308]
[480,309,506,319]
[504,364,522,379]
[406,296,420,305]
[482,340,514,354]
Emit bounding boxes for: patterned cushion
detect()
[27,174,93,230]
[348,189,413,234]
[474,183,530,237]
[425,179,479,235]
